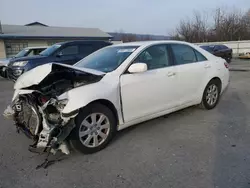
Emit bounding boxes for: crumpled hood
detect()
[14,63,105,89]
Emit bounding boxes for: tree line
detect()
[111,30,153,42]
[171,8,250,43]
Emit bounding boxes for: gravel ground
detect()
[0,60,250,188]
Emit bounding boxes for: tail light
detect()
[224,62,229,69]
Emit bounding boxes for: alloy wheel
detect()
[79,113,110,148]
[206,84,218,106]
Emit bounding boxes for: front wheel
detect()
[200,80,221,110]
[69,103,117,154]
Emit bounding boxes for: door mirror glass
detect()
[128,63,147,73]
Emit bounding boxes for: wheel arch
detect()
[88,99,120,126]
[199,77,222,104]
[209,77,222,92]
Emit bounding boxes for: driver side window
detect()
[134,45,170,70]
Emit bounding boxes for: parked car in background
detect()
[6,41,112,81]
[5,41,229,155]
[239,51,250,59]
[0,46,48,78]
[200,45,232,63]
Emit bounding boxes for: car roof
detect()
[25,46,48,49]
[112,40,195,48]
[56,40,112,45]
[200,45,214,47]
[201,44,228,47]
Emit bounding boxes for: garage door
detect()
[5,40,28,57]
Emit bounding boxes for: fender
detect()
[12,89,36,101]
[197,61,225,103]
[61,79,123,124]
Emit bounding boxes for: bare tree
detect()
[173,7,250,42]
[114,29,137,42]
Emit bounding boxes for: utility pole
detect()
[0,20,2,34]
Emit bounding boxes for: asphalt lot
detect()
[1,59,250,188]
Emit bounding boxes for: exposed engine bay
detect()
[3,63,104,167]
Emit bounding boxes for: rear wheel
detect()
[201,80,221,110]
[69,103,117,154]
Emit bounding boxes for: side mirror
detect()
[128,63,147,73]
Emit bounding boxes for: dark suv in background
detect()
[200,44,232,63]
[6,40,112,81]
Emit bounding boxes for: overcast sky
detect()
[0,0,249,35]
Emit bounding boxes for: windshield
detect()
[200,46,214,53]
[75,46,139,73]
[39,44,61,56]
[15,49,29,58]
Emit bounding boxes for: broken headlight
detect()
[56,99,68,111]
[55,92,69,111]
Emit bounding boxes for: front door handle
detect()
[167,72,176,77]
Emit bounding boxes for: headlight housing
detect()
[12,61,28,66]
[56,92,69,111]
[56,99,69,111]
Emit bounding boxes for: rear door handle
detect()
[205,64,211,68]
[167,72,176,77]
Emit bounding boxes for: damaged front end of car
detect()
[3,63,104,156]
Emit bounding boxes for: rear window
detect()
[200,46,213,53]
[220,45,229,50]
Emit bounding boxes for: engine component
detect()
[8,95,42,139]
[3,105,15,120]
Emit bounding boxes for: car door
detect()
[120,44,178,123]
[54,44,79,65]
[170,43,208,106]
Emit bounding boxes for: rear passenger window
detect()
[79,45,95,56]
[60,45,79,56]
[171,44,196,65]
[194,50,207,62]
[214,45,221,51]
[220,45,228,50]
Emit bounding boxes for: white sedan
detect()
[7,41,230,154]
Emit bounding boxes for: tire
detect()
[200,80,221,110]
[69,103,117,154]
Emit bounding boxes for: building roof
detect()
[0,24,112,39]
[25,22,48,27]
